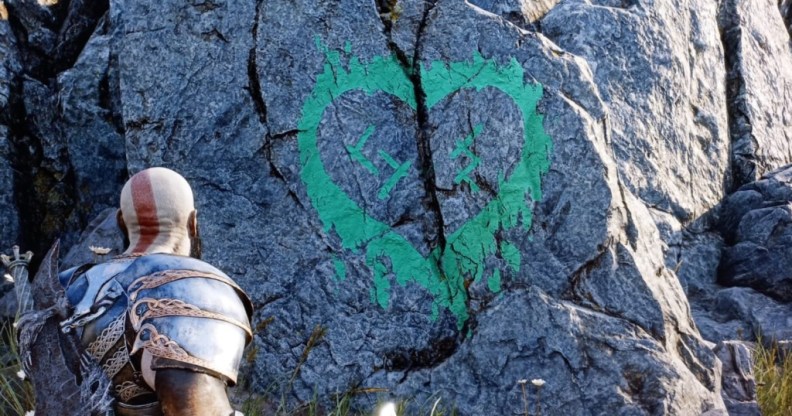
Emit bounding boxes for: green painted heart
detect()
[297,41,552,329]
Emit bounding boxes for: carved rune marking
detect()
[346,125,412,200]
[451,123,484,192]
[346,125,379,175]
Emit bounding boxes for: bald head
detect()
[119,168,196,256]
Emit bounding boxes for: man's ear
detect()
[117,209,130,249]
[188,210,198,238]
[188,210,201,259]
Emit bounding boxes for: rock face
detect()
[670,166,792,348]
[543,0,730,224]
[2,0,791,414]
[715,341,761,416]
[720,0,792,187]
[0,3,20,255]
[719,168,792,301]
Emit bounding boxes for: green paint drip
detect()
[333,258,347,281]
[298,39,552,329]
[501,241,521,272]
[347,125,379,175]
[488,269,502,293]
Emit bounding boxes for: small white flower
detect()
[4,273,13,283]
[16,369,26,380]
[378,402,397,416]
[517,379,528,385]
[88,246,112,255]
[24,411,34,416]
[531,378,545,387]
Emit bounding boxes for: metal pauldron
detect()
[62,254,253,407]
[128,267,252,384]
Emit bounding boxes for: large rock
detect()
[56,16,127,229]
[384,288,720,415]
[3,0,108,78]
[667,167,792,345]
[720,0,792,187]
[16,0,792,414]
[0,3,20,252]
[243,0,725,413]
[718,166,792,302]
[467,0,560,27]
[0,0,114,263]
[0,3,21,317]
[542,0,730,224]
[711,287,792,342]
[715,341,761,416]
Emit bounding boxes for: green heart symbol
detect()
[297,41,552,329]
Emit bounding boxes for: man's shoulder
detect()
[120,254,252,320]
[121,254,228,280]
[62,254,232,302]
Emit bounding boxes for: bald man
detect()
[59,168,252,416]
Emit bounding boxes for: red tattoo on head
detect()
[130,170,159,253]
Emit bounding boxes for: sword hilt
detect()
[1,245,33,272]
[2,245,35,318]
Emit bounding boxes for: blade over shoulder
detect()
[31,240,65,310]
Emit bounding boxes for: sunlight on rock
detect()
[378,402,397,416]
[0,2,7,20]
[521,0,560,22]
[37,0,59,6]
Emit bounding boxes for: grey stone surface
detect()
[467,0,560,27]
[0,8,20,252]
[542,0,730,223]
[714,341,761,416]
[710,287,792,342]
[667,167,792,345]
[782,0,792,36]
[720,0,792,187]
[382,288,721,415]
[666,231,757,343]
[56,17,128,228]
[61,207,125,269]
[718,166,792,301]
[250,0,724,412]
[4,0,108,78]
[0,9,21,319]
[5,0,792,414]
[667,230,723,302]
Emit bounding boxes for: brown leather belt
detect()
[114,401,162,416]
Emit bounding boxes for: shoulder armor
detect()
[120,254,253,320]
[122,254,253,385]
[58,265,84,287]
[62,259,137,332]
